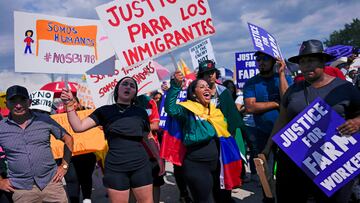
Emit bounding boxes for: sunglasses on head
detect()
[256,55,273,62]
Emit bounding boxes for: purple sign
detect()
[159,90,187,128]
[324,45,353,64]
[248,23,282,59]
[159,93,167,128]
[235,51,259,89]
[272,97,360,197]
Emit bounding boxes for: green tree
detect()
[324,18,360,47]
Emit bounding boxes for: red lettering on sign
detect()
[98,78,118,97]
[127,16,172,43]
[105,1,145,27]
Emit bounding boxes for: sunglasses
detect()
[256,55,273,62]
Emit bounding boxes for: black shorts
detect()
[103,162,152,191]
[151,159,165,187]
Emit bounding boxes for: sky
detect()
[0,0,359,92]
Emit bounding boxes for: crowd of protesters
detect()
[0,39,359,203]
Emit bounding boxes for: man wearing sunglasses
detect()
[243,51,293,202]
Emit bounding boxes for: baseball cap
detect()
[6,85,30,100]
[198,60,216,75]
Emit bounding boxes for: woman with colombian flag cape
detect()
[164,70,242,202]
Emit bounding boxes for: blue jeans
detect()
[24,46,32,54]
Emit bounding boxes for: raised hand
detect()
[172,70,184,87]
[60,88,74,104]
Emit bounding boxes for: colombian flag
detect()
[219,136,242,189]
[161,100,242,189]
[160,115,186,166]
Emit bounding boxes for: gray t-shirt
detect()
[283,78,360,120]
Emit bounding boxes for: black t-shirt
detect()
[186,138,218,163]
[283,78,360,120]
[90,104,150,172]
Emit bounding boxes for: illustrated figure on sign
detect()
[24,30,34,54]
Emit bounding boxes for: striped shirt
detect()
[0,111,66,190]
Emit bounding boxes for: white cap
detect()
[330,57,348,68]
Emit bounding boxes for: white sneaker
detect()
[232,187,241,193]
[83,199,91,203]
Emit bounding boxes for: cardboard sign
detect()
[96,0,215,68]
[14,11,114,74]
[272,98,360,197]
[254,154,275,198]
[76,83,96,109]
[87,60,161,108]
[29,90,54,112]
[235,51,259,89]
[50,110,106,159]
[189,38,216,69]
[247,23,282,59]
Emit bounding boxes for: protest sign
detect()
[29,90,54,112]
[324,45,353,64]
[87,60,161,108]
[189,38,216,69]
[14,11,114,74]
[76,82,96,109]
[159,94,167,128]
[235,51,259,89]
[159,78,191,129]
[159,90,187,128]
[247,23,282,59]
[272,98,360,197]
[96,0,215,68]
[50,110,106,159]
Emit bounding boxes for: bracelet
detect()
[66,104,76,112]
[67,109,75,113]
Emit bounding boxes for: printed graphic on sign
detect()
[235,52,259,89]
[247,23,282,59]
[96,0,215,68]
[272,98,360,197]
[14,11,114,74]
[87,60,161,108]
[29,90,54,112]
[189,38,216,69]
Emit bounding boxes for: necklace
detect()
[116,103,130,113]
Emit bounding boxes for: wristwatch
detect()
[62,164,68,170]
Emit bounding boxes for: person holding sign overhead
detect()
[61,77,162,203]
[262,39,360,203]
[243,51,292,202]
[197,60,245,203]
[165,70,241,203]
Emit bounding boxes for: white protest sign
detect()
[29,90,54,112]
[87,60,161,108]
[14,11,114,74]
[76,82,96,109]
[189,38,216,69]
[96,0,215,68]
